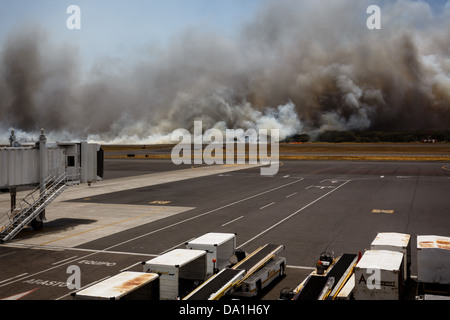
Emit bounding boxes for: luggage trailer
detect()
[290,253,359,300]
[183,244,286,300]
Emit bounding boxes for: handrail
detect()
[0,170,68,233]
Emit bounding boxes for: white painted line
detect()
[286,192,297,198]
[238,180,351,249]
[260,202,275,210]
[314,186,335,190]
[305,185,313,190]
[321,179,346,183]
[286,265,316,270]
[120,261,144,272]
[1,288,38,300]
[0,251,16,258]
[100,178,304,252]
[221,216,244,227]
[0,273,28,284]
[52,256,79,265]
[2,243,159,257]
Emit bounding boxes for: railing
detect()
[0,170,68,242]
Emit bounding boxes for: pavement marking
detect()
[38,207,169,246]
[320,179,348,183]
[1,242,159,257]
[238,180,351,249]
[0,273,29,284]
[372,209,395,214]
[1,288,38,300]
[0,177,305,291]
[442,165,450,171]
[56,276,111,300]
[313,185,335,190]
[149,200,171,205]
[98,178,304,251]
[0,243,158,291]
[120,261,146,272]
[0,251,17,258]
[286,192,297,198]
[0,247,114,289]
[52,256,79,265]
[286,265,316,271]
[260,202,275,210]
[221,215,244,227]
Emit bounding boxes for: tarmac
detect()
[0,157,449,301]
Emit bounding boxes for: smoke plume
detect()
[0,0,449,144]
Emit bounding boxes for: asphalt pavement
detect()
[0,158,449,301]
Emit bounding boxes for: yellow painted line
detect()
[39,207,168,246]
[148,200,171,205]
[372,209,395,214]
[221,164,247,167]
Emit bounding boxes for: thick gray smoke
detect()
[1,0,449,144]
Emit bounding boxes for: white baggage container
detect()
[186,233,236,277]
[354,250,404,300]
[143,249,207,300]
[371,232,411,282]
[73,271,159,300]
[417,235,450,285]
[335,274,355,300]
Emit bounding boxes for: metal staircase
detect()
[0,172,67,243]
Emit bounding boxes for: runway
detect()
[0,158,449,300]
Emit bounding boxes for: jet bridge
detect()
[0,129,103,242]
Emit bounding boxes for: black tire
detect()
[31,218,43,230]
[280,264,285,277]
[255,280,262,296]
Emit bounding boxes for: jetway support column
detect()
[10,187,16,211]
[35,128,47,229]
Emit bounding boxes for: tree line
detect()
[283,131,450,143]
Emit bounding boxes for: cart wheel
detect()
[256,280,262,296]
[31,218,43,230]
[280,264,285,277]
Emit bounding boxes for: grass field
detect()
[102,142,450,162]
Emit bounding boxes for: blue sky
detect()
[0,0,263,64]
[0,1,252,74]
[0,0,448,70]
